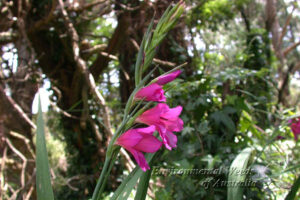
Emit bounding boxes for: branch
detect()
[5,138,27,189]
[240,7,251,32]
[114,1,141,11]
[0,118,4,152]
[0,146,7,199]
[278,63,294,105]
[81,44,107,54]
[283,41,300,57]
[291,60,300,74]
[13,169,36,200]
[120,148,135,171]
[265,0,282,57]
[153,58,176,67]
[88,116,103,143]
[49,101,80,119]
[24,185,34,200]
[278,4,295,48]
[9,131,35,159]
[0,86,36,132]
[58,0,140,172]
[58,0,113,134]
[90,11,131,79]
[68,0,107,13]
[100,52,118,60]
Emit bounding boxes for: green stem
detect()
[92,117,127,200]
[125,102,153,130]
[92,155,111,200]
[92,103,132,199]
[95,149,120,200]
[92,147,121,200]
[92,45,159,199]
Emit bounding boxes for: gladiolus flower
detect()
[136,103,183,150]
[134,83,166,102]
[156,70,181,85]
[289,118,300,141]
[115,125,162,171]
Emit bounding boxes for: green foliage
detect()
[188,0,249,30]
[46,108,103,199]
[149,46,299,198]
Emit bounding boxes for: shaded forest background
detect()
[0,0,299,199]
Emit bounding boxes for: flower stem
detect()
[92,106,131,199]
[91,155,111,200]
[95,149,119,200]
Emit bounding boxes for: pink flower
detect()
[115,125,162,171]
[136,103,183,150]
[156,70,181,85]
[290,118,300,141]
[134,83,166,102]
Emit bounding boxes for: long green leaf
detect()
[36,97,54,200]
[227,147,255,200]
[134,168,152,200]
[111,153,155,200]
[285,176,300,200]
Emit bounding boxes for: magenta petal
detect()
[126,147,150,171]
[162,118,184,132]
[161,105,183,119]
[154,89,166,102]
[176,118,184,131]
[136,125,156,135]
[156,103,170,112]
[116,126,162,171]
[290,118,300,141]
[163,141,172,150]
[165,131,177,149]
[116,129,142,147]
[156,125,172,150]
[136,104,163,125]
[156,70,181,85]
[134,135,162,153]
[157,127,177,150]
[161,134,172,150]
[156,124,167,136]
[134,83,166,102]
[136,103,184,150]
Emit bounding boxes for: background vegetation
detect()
[0,0,299,199]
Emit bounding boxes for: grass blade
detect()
[285,176,300,200]
[111,153,155,200]
[134,168,152,200]
[36,97,54,200]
